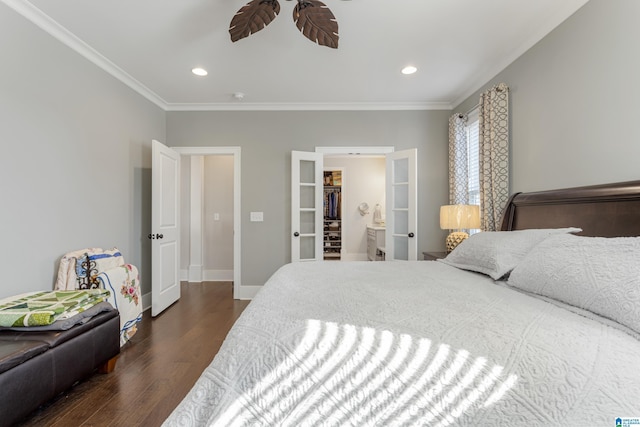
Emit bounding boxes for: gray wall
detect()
[167,111,450,287]
[454,0,640,193]
[0,4,165,299]
[6,0,633,299]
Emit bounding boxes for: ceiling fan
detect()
[229,0,340,49]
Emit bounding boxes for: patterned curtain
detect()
[479,82,510,231]
[448,113,469,205]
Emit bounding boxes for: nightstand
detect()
[422,251,447,261]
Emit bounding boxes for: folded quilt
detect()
[55,247,103,291]
[0,289,110,327]
[97,264,142,346]
[55,247,123,290]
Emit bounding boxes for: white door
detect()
[385,148,418,260]
[291,151,323,262]
[151,140,181,316]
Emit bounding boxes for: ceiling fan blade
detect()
[293,0,339,49]
[229,0,281,43]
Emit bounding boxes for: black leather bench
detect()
[0,308,120,426]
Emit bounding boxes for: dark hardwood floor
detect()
[16,282,250,427]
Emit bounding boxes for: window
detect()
[466,108,480,232]
[466,108,480,207]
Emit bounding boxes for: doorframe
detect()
[315,146,395,156]
[173,146,242,299]
[316,146,395,261]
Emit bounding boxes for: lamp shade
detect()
[440,204,481,230]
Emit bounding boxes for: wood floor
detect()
[16,282,250,427]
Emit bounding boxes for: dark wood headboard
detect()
[500,180,640,237]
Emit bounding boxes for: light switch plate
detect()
[250,212,264,222]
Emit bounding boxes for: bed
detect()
[164,180,640,426]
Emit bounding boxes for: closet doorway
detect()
[323,156,386,261]
[318,146,417,261]
[319,147,392,262]
[173,147,242,299]
[292,146,417,262]
[323,168,343,260]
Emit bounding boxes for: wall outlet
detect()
[214,213,220,221]
[250,212,264,222]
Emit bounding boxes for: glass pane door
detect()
[291,151,323,262]
[385,149,417,260]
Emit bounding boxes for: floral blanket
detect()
[97,264,143,346]
[0,289,110,327]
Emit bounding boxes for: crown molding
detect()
[165,101,453,112]
[4,0,453,112]
[4,0,168,109]
[4,0,587,114]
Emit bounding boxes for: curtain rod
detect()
[458,103,479,118]
[457,83,507,117]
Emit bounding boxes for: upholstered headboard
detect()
[500,180,640,237]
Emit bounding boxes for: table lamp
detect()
[440,204,481,252]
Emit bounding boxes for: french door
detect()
[291,148,417,262]
[291,151,323,262]
[385,149,418,260]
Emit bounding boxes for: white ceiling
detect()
[6,0,589,111]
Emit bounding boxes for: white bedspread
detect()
[164,261,640,426]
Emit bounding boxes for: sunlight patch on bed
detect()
[216,319,518,425]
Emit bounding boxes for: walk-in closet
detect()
[321,155,387,261]
[323,170,342,260]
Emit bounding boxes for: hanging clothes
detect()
[325,189,341,219]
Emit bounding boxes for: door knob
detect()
[293,232,300,237]
[408,232,415,238]
[148,233,164,239]
[157,234,164,239]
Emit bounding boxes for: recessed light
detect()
[192,67,208,76]
[401,65,417,75]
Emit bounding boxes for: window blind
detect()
[466,109,480,207]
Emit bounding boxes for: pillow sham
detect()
[507,233,640,334]
[438,227,581,280]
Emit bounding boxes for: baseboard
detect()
[204,269,233,281]
[188,264,203,282]
[142,292,151,312]
[142,271,241,311]
[234,285,261,300]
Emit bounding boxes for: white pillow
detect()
[507,234,640,334]
[438,228,581,280]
